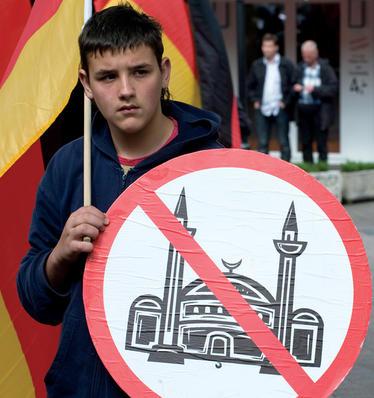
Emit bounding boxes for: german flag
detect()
[0,1,84,397]
[0,1,239,395]
[0,0,84,176]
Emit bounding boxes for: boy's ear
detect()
[79,69,94,100]
[161,57,171,89]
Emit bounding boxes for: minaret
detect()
[148,188,195,364]
[273,202,307,350]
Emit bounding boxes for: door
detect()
[296,1,341,154]
[242,0,341,159]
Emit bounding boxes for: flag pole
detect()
[83,0,93,208]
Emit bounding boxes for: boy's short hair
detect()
[79,3,170,99]
[262,33,278,46]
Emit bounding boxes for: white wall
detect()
[340,0,374,162]
[219,0,374,162]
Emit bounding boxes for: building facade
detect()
[213,0,374,163]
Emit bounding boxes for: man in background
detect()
[294,40,338,163]
[247,33,295,161]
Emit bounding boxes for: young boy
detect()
[17,4,220,397]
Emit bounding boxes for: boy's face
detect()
[79,45,170,137]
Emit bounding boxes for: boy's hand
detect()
[46,206,109,291]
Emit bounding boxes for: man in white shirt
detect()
[247,34,295,161]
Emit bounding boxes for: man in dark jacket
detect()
[293,40,338,163]
[247,33,295,161]
[17,5,220,397]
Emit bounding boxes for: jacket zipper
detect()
[120,166,135,192]
[120,167,127,191]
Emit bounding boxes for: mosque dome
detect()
[182,273,275,305]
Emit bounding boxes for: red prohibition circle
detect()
[83,149,371,398]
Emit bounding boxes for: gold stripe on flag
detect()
[0,0,84,177]
[0,293,34,397]
[163,35,201,107]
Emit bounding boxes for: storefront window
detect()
[245,3,286,151]
[245,4,286,68]
[243,2,340,156]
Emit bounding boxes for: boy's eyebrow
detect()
[94,63,153,76]
[94,69,117,77]
[128,62,154,72]
[130,62,153,68]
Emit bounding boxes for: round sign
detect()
[83,149,371,397]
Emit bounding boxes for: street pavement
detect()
[332,201,374,398]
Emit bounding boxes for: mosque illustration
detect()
[125,188,324,371]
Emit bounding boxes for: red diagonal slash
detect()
[142,191,318,397]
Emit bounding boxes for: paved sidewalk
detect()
[332,201,374,397]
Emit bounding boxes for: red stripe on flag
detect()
[0,142,60,398]
[93,0,106,10]
[1,0,65,86]
[0,0,31,81]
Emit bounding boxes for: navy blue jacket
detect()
[17,101,221,397]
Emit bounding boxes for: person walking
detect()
[247,33,295,161]
[293,40,338,163]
